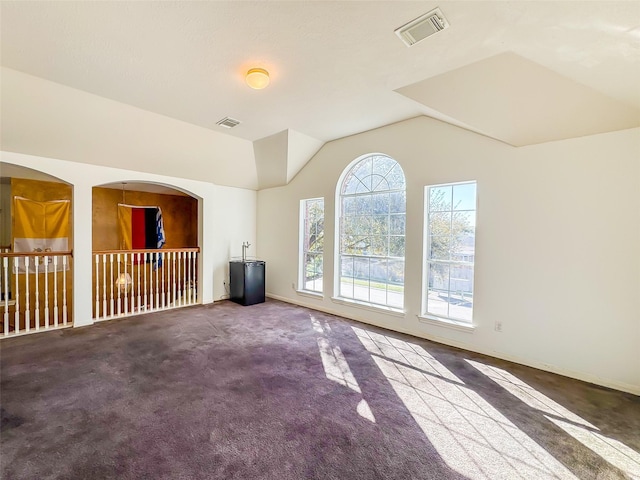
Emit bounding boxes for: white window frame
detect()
[333,153,406,312]
[298,197,324,295]
[422,181,477,326]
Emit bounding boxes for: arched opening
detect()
[91,181,200,320]
[1,163,74,337]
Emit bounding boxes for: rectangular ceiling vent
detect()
[216,117,241,128]
[395,7,449,47]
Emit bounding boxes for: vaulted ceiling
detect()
[2,1,639,187]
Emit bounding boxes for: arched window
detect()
[336,154,406,309]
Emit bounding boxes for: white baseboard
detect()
[266,293,640,396]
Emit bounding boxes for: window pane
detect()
[389,236,405,257]
[340,256,354,298]
[387,285,404,309]
[390,191,406,213]
[390,214,405,235]
[448,265,473,321]
[429,235,450,261]
[372,155,396,177]
[430,186,452,211]
[342,196,356,216]
[386,164,406,190]
[427,263,450,317]
[369,258,388,306]
[388,259,404,286]
[453,210,475,231]
[370,235,388,257]
[353,257,370,301]
[453,183,477,211]
[342,173,359,195]
[371,174,390,192]
[452,234,475,262]
[429,212,451,236]
[371,193,390,214]
[356,177,372,194]
[353,158,372,181]
[356,196,373,215]
[371,215,389,236]
[340,275,354,298]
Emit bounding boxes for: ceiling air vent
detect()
[216,117,241,129]
[395,7,449,47]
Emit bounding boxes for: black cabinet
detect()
[230,260,265,306]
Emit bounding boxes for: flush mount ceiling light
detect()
[245,68,270,89]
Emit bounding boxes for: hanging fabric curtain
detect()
[13,196,71,273]
[117,204,166,264]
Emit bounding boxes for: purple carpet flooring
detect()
[1,299,639,479]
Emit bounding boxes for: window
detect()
[337,154,406,309]
[299,198,324,293]
[424,181,477,322]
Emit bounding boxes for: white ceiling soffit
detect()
[253,129,324,189]
[396,52,640,146]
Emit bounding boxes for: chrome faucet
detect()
[242,241,251,262]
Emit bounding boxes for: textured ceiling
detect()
[1,1,639,148]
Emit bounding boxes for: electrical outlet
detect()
[291,282,296,290]
[495,321,503,332]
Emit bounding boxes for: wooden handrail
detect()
[93,247,200,255]
[0,250,73,258]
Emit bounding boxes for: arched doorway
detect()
[1,164,74,337]
[91,182,200,320]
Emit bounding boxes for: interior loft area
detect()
[1,1,638,479]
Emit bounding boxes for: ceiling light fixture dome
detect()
[246,68,270,89]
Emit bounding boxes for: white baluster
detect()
[34,256,40,330]
[182,251,187,306]
[53,256,59,327]
[172,252,177,307]
[109,253,114,317]
[161,252,165,308]
[44,256,49,328]
[143,252,148,310]
[154,253,159,310]
[62,256,68,325]
[185,252,191,305]
[14,257,20,334]
[136,253,141,312]
[124,253,129,315]
[102,254,107,319]
[95,254,100,319]
[193,251,197,304]
[24,257,30,332]
[149,253,154,310]
[116,254,122,316]
[3,257,9,336]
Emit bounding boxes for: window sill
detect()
[1,300,16,308]
[296,289,324,299]
[331,296,405,317]
[417,314,476,332]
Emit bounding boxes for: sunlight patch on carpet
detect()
[353,327,577,479]
[467,360,640,479]
[311,315,375,423]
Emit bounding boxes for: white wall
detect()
[1,151,257,326]
[0,67,258,190]
[257,116,640,394]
